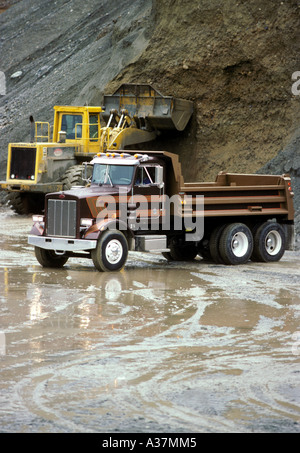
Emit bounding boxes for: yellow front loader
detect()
[1,84,193,214]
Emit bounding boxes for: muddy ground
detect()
[1,0,300,244]
[0,206,299,433]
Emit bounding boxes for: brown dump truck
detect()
[28,150,295,271]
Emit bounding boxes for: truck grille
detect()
[10,147,36,180]
[47,199,77,238]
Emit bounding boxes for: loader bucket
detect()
[102,84,193,131]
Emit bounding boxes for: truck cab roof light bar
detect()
[95,152,149,161]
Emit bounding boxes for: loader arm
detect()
[106,127,156,150]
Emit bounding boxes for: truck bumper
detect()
[28,235,97,252]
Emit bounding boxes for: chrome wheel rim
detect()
[105,239,123,264]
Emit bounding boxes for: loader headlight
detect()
[11,174,15,179]
[80,218,94,227]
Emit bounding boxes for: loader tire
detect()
[8,192,44,215]
[61,164,88,190]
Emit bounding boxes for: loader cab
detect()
[52,106,102,154]
[60,113,83,139]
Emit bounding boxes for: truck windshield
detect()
[92,164,134,186]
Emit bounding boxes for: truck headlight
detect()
[32,215,44,223]
[80,218,94,227]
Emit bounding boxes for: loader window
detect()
[92,164,134,185]
[60,114,83,139]
[89,114,100,141]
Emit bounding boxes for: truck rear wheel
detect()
[209,225,227,264]
[251,222,285,262]
[91,230,128,272]
[219,223,253,265]
[34,246,68,268]
[171,245,198,260]
[164,238,198,261]
[198,239,212,261]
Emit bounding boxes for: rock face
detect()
[1,0,300,243]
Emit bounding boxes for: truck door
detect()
[132,165,164,229]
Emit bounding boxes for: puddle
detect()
[0,208,299,432]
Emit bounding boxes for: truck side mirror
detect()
[155,166,164,188]
[82,162,92,182]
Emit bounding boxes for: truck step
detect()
[134,235,169,252]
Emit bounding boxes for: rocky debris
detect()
[0,0,153,164]
[10,70,23,79]
[0,189,8,206]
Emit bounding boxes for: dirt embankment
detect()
[1,0,300,242]
[108,1,300,177]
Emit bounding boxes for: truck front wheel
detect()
[91,230,128,272]
[251,222,285,262]
[219,223,253,265]
[34,247,69,268]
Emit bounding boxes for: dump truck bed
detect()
[182,172,294,221]
[102,84,193,131]
[107,150,294,223]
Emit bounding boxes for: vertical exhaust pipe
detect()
[30,115,35,143]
